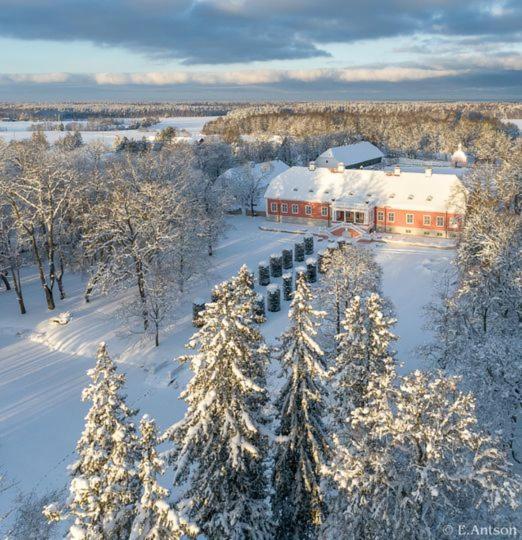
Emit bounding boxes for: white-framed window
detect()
[270,202,278,212]
[449,217,458,227]
[321,206,328,217]
[423,215,431,226]
[377,210,385,222]
[291,204,299,214]
[305,205,312,215]
[388,212,395,223]
[281,203,288,213]
[436,216,445,227]
[405,229,412,234]
[406,213,414,225]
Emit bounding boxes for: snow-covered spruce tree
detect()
[331,292,397,432]
[322,354,398,540]
[272,272,329,539]
[389,371,520,535]
[318,244,382,346]
[231,264,266,325]
[45,343,140,539]
[130,415,198,540]
[323,368,521,539]
[423,170,521,460]
[167,273,272,539]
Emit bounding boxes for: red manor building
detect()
[264,163,466,238]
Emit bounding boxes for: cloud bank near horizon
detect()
[0,67,464,87]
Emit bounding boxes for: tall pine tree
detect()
[130,415,197,540]
[168,271,272,539]
[323,292,398,538]
[331,292,397,431]
[272,272,329,539]
[45,343,140,539]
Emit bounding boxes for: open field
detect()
[0,116,216,145]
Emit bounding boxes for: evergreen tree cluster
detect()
[45,255,520,539]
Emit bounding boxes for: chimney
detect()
[337,162,345,173]
[308,161,316,171]
[425,167,432,177]
[394,165,401,176]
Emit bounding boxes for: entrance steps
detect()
[329,223,368,239]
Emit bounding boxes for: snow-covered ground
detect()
[0,215,453,524]
[502,119,522,129]
[0,116,217,145]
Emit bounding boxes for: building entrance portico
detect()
[332,203,373,227]
[334,209,366,224]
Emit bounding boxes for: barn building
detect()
[315,141,384,169]
[264,164,466,238]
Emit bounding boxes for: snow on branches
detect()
[167,268,272,539]
[45,343,140,539]
[272,272,329,539]
[130,416,197,540]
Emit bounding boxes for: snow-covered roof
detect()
[219,160,290,211]
[317,142,384,167]
[220,160,289,188]
[384,164,468,176]
[264,167,466,213]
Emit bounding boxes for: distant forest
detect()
[2,100,521,124]
[0,102,241,121]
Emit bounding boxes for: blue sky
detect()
[0,0,520,101]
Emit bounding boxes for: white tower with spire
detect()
[451,143,467,167]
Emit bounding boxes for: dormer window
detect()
[293,187,298,192]
[408,194,414,200]
[426,195,433,201]
[389,193,395,198]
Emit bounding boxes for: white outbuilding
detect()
[315,141,384,169]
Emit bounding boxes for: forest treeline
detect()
[2,100,521,125]
[204,101,521,160]
[0,102,237,121]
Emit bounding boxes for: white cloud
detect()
[5,61,522,88]
[0,66,458,87]
[0,72,72,84]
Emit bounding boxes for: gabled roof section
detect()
[318,141,384,166]
[264,167,466,213]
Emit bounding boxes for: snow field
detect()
[0,116,216,145]
[0,215,453,521]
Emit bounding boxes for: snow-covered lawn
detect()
[0,116,217,145]
[0,215,453,519]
